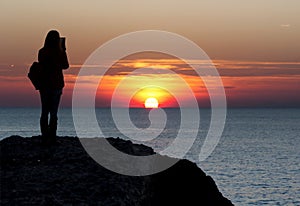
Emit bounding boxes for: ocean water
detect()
[0,108,299,205]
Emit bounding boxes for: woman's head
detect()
[44,30,60,49]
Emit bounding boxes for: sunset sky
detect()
[0,0,299,107]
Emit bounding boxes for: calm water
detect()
[0,108,299,205]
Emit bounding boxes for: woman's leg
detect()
[49,89,62,137]
[39,90,50,137]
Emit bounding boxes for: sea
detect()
[0,107,299,205]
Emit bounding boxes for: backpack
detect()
[28,62,43,90]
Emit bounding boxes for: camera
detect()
[60,37,66,50]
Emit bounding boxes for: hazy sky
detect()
[0,0,299,107]
[1,0,299,63]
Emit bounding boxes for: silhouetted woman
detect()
[38,30,69,143]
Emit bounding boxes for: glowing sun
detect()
[144,97,159,108]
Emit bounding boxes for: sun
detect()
[144,97,159,108]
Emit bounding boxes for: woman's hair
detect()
[44,30,60,49]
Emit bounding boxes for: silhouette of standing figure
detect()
[38,30,69,144]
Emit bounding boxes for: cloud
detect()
[215,61,300,77]
[0,76,26,82]
[102,60,300,77]
[280,24,291,28]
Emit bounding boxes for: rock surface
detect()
[0,136,233,205]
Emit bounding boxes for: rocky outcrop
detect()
[0,136,233,205]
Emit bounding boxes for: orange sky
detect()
[1,58,299,107]
[0,0,299,107]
